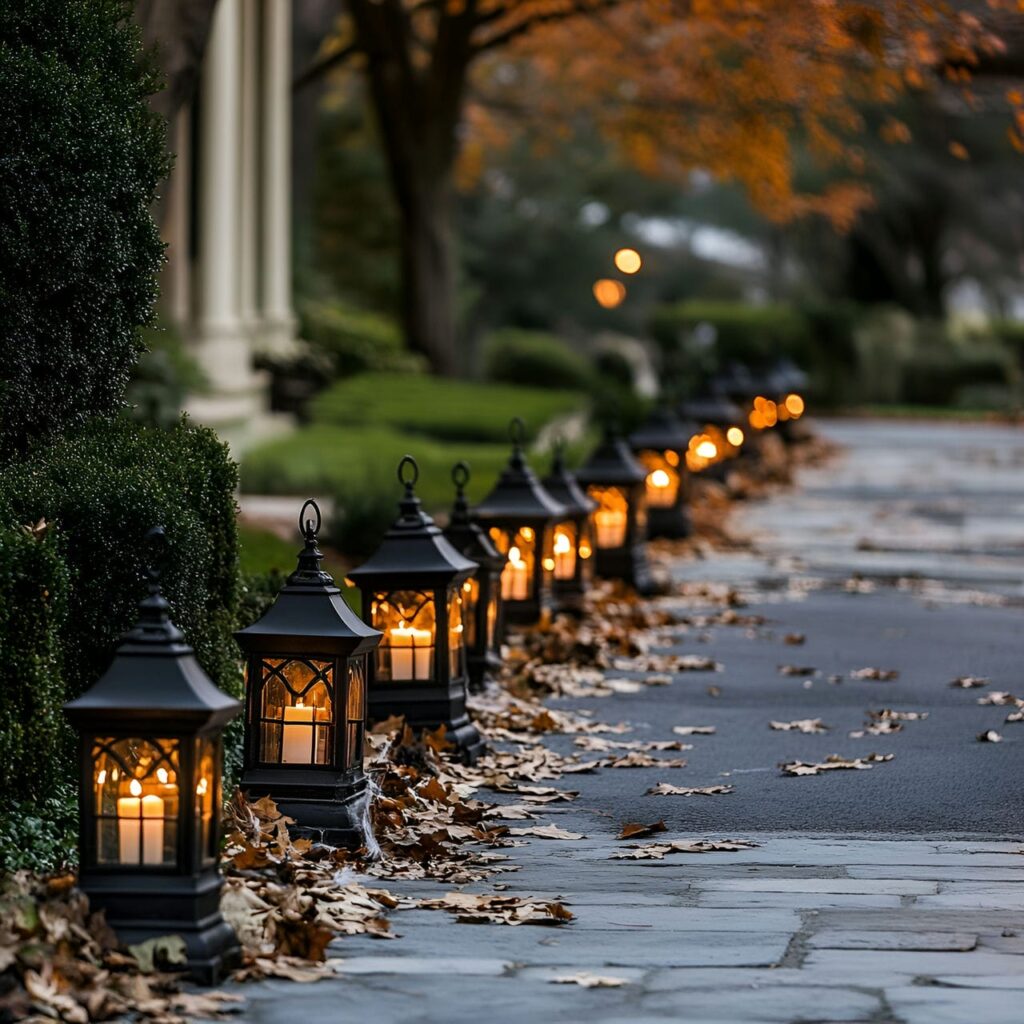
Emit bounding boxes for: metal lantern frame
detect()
[472,418,568,627]
[541,442,597,614]
[443,462,506,693]
[64,528,241,985]
[574,427,654,594]
[348,457,484,760]
[629,406,698,540]
[235,500,382,847]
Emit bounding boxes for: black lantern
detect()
[443,462,506,693]
[235,500,382,846]
[629,406,698,539]
[473,418,568,626]
[64,528,241,984]
[678,394,747,477]
[348,457,484,760]
[574,426,653,593]
[541,442,597,614]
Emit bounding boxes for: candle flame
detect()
[157,767,168,784]
[509,545,521,562]
[196,778,208,796]
[784,393,805,417]
[553,531,572,554]
[96,769,106,785]
[649,469,671,489]
[542,557,555,571]
[129,778,142,797]
[726,426,744,447]
[520,527,534,542]
[695,440,718,459]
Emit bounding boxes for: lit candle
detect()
[553,529,575,579]
[594,509,627,548]
[390,621,433,679]
[502,546,530,600]
[282,702,314,763]
[646,468,675,507]
[117,778,164,865]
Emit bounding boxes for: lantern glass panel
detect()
[373,590,436,682]
[589,486,629,548]
[551,521,577,580]
[461,577,479,649]
[489,526,536,601]
[257,659,334,766]
[486,589,499,646]
[638,450,680,508]
[345,656,367,768]
[92,737,180,868]
[195,737,218,865]
[447,588,466,677]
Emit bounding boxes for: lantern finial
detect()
[450,461,472,525]
[288,498,332,586]
[129,526,184,646]
[397,455,424,519]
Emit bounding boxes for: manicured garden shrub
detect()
[0,0,168,456]
[0,416,244,798]
[482,328,595,392]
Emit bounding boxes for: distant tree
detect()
[0,0,168,456]
[297,0,1002,373]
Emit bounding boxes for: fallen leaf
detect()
[977,692,1021,707]
[850,667,899,681]
[780,753,894,776]
[783,633,806,645]
[978,730,1003,743]
[672,725,716,736]
[950,676,989,688]
[550,972,628,988]
[646,784,734,796]
[770,718,828,733]
[506,825,585,840]
[610,838,758,860]
[617,820,668,840]
[779,665,817,676]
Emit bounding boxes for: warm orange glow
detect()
[664,449,680,468]
[785,393,805,418]
[726,426,744,447]
[552,528,576,579]
[696,440,717,459]
[613,247,642,274]
[750,396,778,430]
[686,429,733,473]
[650,468,671,489]
[593,278,626,308]
[589,486,629,548]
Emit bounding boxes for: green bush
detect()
[126,325,206,429]
[902,347,1013,407]
[0,0,168,456]
[650,301,812,368]
[301,299,425,377]
[482,329,595,393]
[0,782,77,873]
[310,373,588,444]
[0,525,70,804]
[0,416,244,791]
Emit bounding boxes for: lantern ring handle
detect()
[143,525,168,582]
[299,498,322,540]
[398,454,419,488]
[509,417,526,445]
[452,460,470,489]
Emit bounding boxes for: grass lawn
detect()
[240,374,594,511]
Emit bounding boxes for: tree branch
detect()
[471,0,628,55]
[293,41,360,91]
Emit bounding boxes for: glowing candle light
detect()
[502,546,530,600]
[117,778,164,865]
[646,468,675,508]
[594,508,627,548]
[726,426,744,447]
[553,529,575,579]
[389,621,433,679]
[695,440,718,460]
[281,701,315,762]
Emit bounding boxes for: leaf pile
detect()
[780,753,894,776]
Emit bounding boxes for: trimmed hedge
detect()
[0,416,244,806]
[482,329,595,393]
[0,0,168,455]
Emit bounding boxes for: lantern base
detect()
[369,684,486,763]
[646,504,692,540]
[78,870,238,985]
[467,651,503,694]
[552,580,588,615]
[240,767,371,849]
[502,594,555,627]
[594,543,655,595]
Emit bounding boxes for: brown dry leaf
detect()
[868,709,928,722]
[707,685,722,698]
[783,633,806,645]
[574,736,689,753]
[610,838,758,860]
[977,692,1021,707]
[417,892,573,926]
[770,719,828,734]
[646,784,734,796]
[950,676,989,688]
[550,972,629,988]
[672,725,716,736]
[780,753,894,776]
[779,664,817,676]
[616,820,668,840]
[1006,710,1024,723]
[602,752,688,769]
[849,719,902,738]
[850,667,899,681]
[978,730,1003,743]
[507,824,585,840]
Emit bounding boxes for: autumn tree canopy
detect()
[301,0,1007,373]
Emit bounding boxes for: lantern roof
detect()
[574,426,647,487]
[473,419,568,524]
[541,443,597,518]
[235,500,381,656]
[711,361,761,401]
[629,405,698,453]
[679,394,744,428]
[768,357,810,396]
[443,462,506,571]
[65,527,241,731]
[348,457,478,588]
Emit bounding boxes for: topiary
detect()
[0,0,168,457]
[482,328,595,392]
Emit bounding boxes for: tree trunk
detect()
[399,174,459,375]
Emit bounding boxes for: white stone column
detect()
[238,0,260,335]
[259,0,297,355]
[190,0,264,425]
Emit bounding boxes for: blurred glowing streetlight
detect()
[593,279,626,309]
[613,248,642,274]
